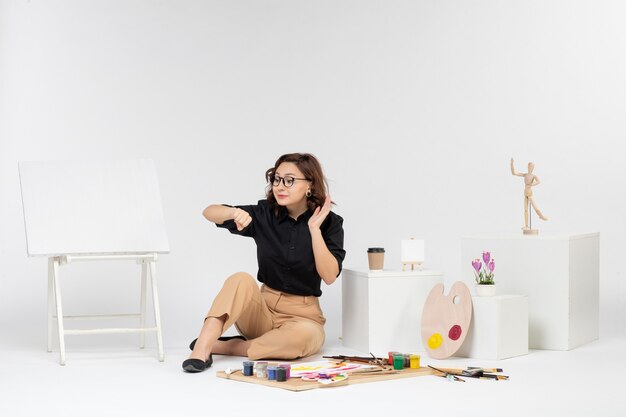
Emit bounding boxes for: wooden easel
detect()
[20,159,170,365]
[402,261,424,271]
[401,238,424,271]
[47,254,164,365]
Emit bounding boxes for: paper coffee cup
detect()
[367,247,385,271]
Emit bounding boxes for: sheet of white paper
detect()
[289,360,375,378]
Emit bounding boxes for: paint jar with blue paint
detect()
[267,366,278,380]
[243,361,254,376]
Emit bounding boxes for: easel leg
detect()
[47,258,54,352]
[149,261,164,362]
[139,262,147,349]
[51,258,66,365]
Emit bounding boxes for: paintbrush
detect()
[323,354,385,364]
[348,368,399,376]
[428,365,465,382]
[323,353,388,369]
[467,366,503,373]
[460,369,509,380]
[435,367,509,380]
[463,369,508,380]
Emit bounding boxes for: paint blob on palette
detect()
[420,282,472,359]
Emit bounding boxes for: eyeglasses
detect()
[271,175,309,188]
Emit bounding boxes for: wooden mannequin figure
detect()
[510,158,548,235]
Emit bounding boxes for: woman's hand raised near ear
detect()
[308,195,331,231]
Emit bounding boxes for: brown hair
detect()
[265,153,332,213]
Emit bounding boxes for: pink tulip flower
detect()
[482,251,491,264]
[488,259,495,272]
[472,259,482,273]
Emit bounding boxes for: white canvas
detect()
[19,159,170,256]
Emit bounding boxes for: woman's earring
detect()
[306,189,312,198]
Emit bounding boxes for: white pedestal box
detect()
[461,233,599,350]
[457,295,528,360]
[341,268,443,355]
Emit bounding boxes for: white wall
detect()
[1,0,625,350]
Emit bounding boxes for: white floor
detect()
[2,337,625,417]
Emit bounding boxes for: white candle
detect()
[401,239,424,263]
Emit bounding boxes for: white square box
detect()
[461,233,599,350]
[457,295,528,360]
[341,268,443,355]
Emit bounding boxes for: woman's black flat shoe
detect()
[188,335,247,351]
[182,354,213,373]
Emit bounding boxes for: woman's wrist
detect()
[309,226,322,236]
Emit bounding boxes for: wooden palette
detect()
[420,281,472,359]
[216,367,433,391]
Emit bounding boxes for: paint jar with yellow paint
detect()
[409,354,420,369]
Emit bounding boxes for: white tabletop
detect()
[343,267,444,278]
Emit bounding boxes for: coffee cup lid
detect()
[367,247,385,253]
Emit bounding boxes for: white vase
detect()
[475,284,496,297]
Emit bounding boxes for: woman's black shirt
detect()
[216,199,345,297]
